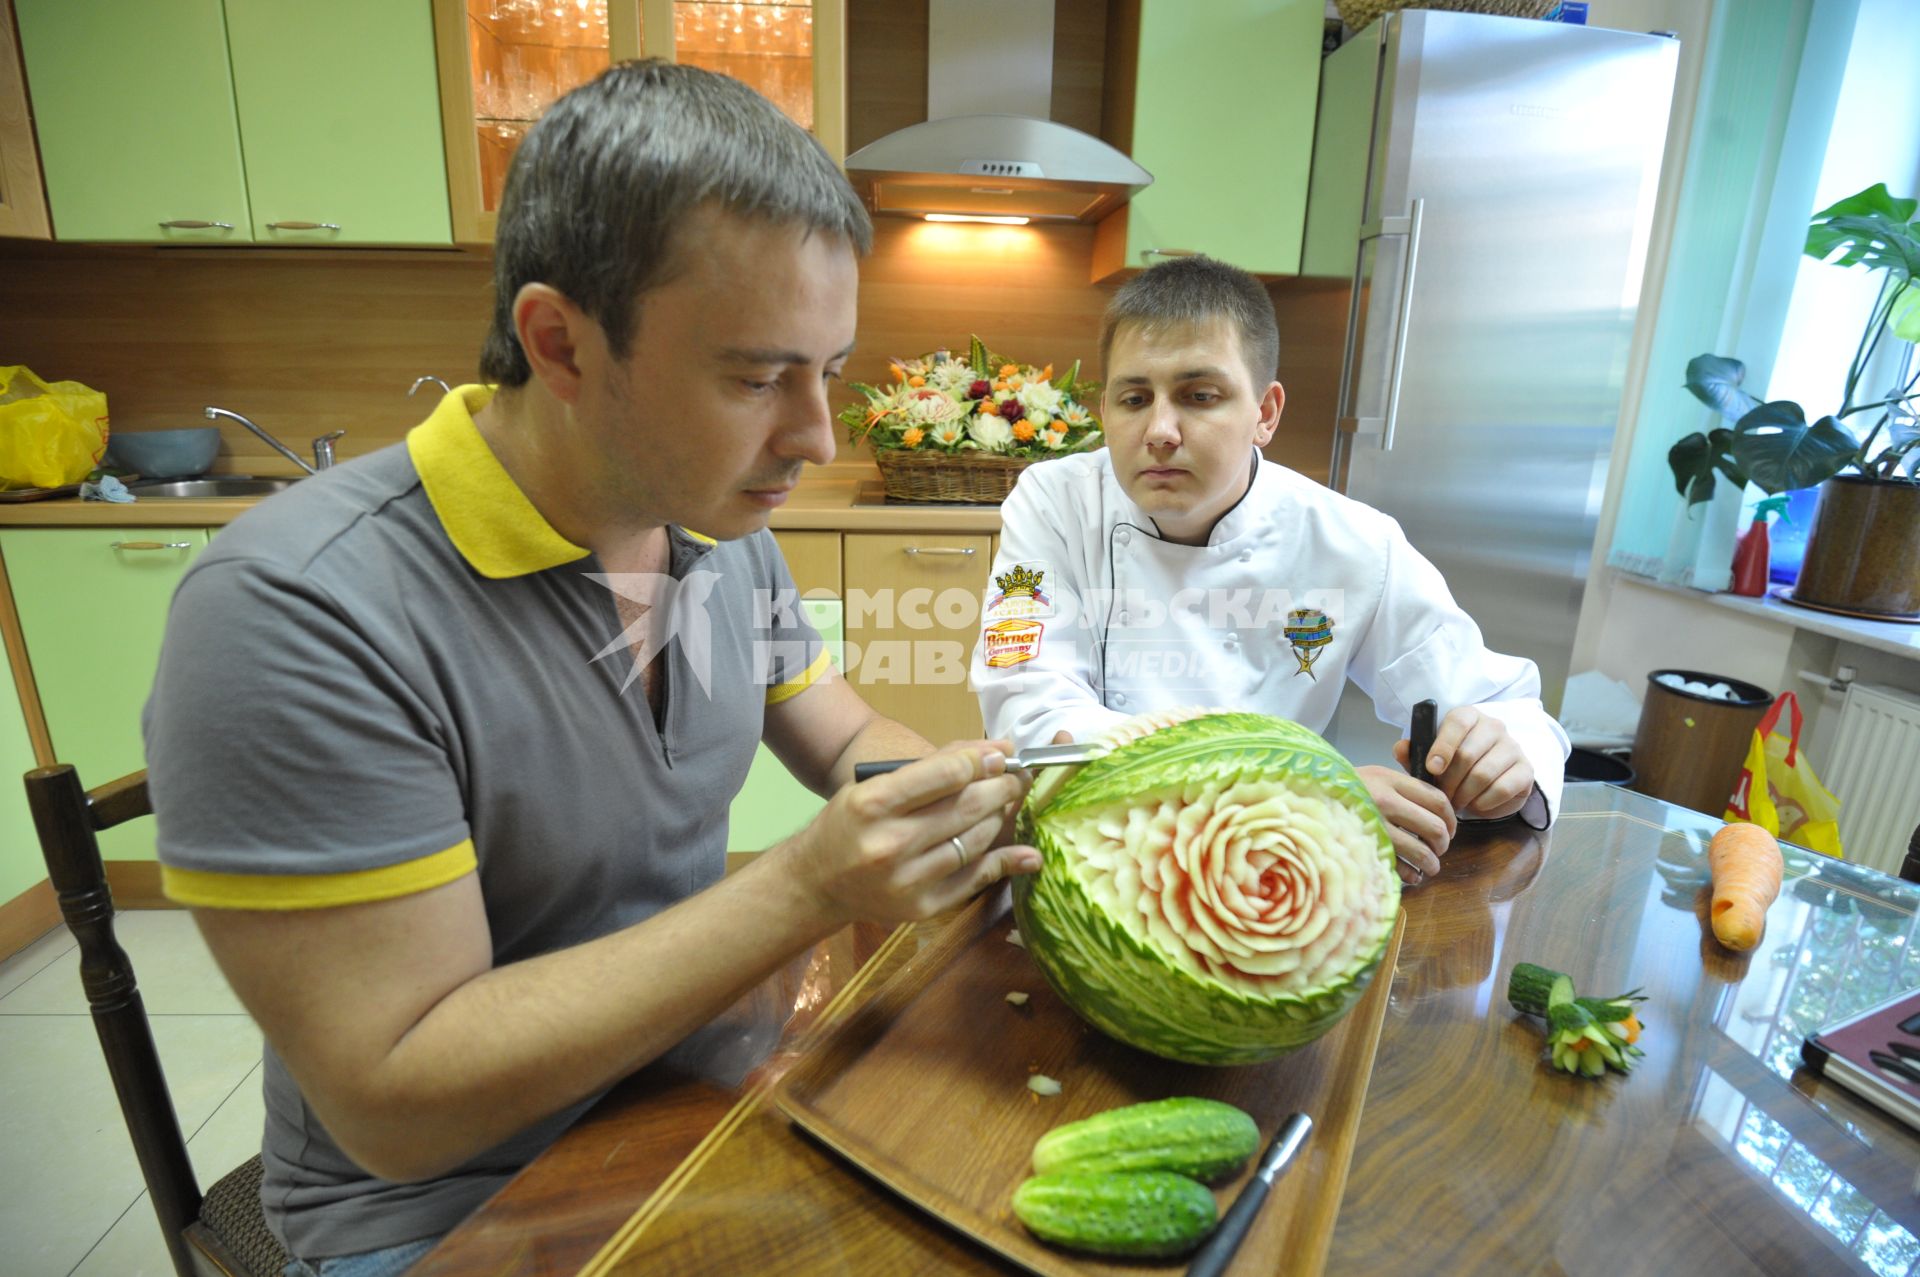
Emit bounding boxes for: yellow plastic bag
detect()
[0,366,109,490]
[1725,691,1843,857]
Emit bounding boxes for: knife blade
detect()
[852,740,1108,784]
[1183,1113,1312,1277]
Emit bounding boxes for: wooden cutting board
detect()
[773,887,1405,1277]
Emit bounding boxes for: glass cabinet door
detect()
[643,0,844,162]
[434,0,641,243]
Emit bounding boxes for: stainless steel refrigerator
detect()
[1298,10,1678,762]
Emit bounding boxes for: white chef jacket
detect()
[972,450,1568,822]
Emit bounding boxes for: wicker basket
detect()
[873,448,1034,504]
[1334,0,1556,29]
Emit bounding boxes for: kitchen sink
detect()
[129,476,304,499]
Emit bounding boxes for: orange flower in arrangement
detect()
[999,364,1019,379]
[1012,419,1037,442]
[908,375,926,387]
[901,426,925,447]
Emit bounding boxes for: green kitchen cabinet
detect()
[728,598,844,853]
[1094,0,1324,280]
[0,641,46,904]
[14,0,252,243]
[0,528,210,860]
[223,0,451,245]
[15,0,449,245]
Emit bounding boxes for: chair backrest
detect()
[24,764,205,1277]
[1902,822,1920,885]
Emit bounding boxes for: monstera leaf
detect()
[1805,183,1920,284]
[1668,427,1747,507]
[1730,402,1860,494]
[1684,355,1763,422]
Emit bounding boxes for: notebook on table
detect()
[1801,986,1920,1132]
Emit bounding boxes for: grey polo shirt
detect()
[143,386,827,1260]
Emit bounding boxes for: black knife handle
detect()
[1409,699,1439,786]
[1185,1178,1273,1277]
[853,759,912,783]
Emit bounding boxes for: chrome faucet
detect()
[203,406,345,474]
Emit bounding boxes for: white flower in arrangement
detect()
[928,420,968,447]
[901,387,965,424]
[1059,402,1094,427]
[968,412,1015,451]
[993,388,1016,404]
[929,358,976,392]
[1017,379,1065,417]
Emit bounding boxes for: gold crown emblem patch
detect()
[994,564,1045,597]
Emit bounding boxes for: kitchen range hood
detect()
[842,0,1151,225]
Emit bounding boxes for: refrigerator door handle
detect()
[1337,200,1426,462]
[1377,197,1425,452]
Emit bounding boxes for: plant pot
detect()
[1792,474,1920,618]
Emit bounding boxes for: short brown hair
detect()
[480,60,873,387]
[1098,255,1280,389]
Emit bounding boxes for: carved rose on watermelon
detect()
[1014,710,1400,1065]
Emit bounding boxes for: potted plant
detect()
[1670,183,1920,617]
[841,337,1102,504]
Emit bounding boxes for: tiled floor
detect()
[0,911,266,1277]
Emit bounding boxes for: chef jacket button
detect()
[1113,692,1128,705]
[1118,611,1130,625]
[1239,549,1252,563]
[1116,528,1132,545]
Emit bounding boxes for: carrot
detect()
[1708,822,1784,952]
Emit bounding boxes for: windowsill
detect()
[1612,570,1920,661]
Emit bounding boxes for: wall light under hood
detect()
[841,0,1151,225]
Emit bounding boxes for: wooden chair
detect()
[25,764,290,1277]
[1901,822,1920,885]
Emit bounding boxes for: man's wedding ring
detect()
[950,835,970,868]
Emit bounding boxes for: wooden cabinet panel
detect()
[1,528,210,860]
[0,0,50,238]
[1094,0,1323,280]
[773,531,840,597]
[223,0,451,245]
[15,0,251,242]
[843,532,989,746]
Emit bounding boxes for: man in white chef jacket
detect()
[973,256,1567,882]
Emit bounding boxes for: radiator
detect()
[1825,682,1920,875]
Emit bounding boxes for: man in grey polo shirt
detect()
[143,63,1038,1275]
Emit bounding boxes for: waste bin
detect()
[1629,670,1772,815]
[1566,747,1635,787]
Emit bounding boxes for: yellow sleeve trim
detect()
[765,646,832,706]
[161,839,478,911]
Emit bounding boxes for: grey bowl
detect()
[106,427,223,479]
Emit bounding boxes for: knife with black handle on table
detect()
[1183,1112,1313,1277]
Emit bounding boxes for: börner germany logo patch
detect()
[983,618,1044,667]
[986,563,1052,621]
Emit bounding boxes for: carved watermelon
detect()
[1013,709,1400,1065]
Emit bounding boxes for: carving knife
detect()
[852,740,1107,784]
[1184,1113,1313,1277]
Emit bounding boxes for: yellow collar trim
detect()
[407,386,590,579]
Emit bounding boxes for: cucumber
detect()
[1507,963,1574,1017]
[1031,1097,1258,1183]
[1011,1171,1218,1259]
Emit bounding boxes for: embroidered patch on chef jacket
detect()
[985,562,1054,621]
[983,618,1045,667]
[1282,608,1333,679]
